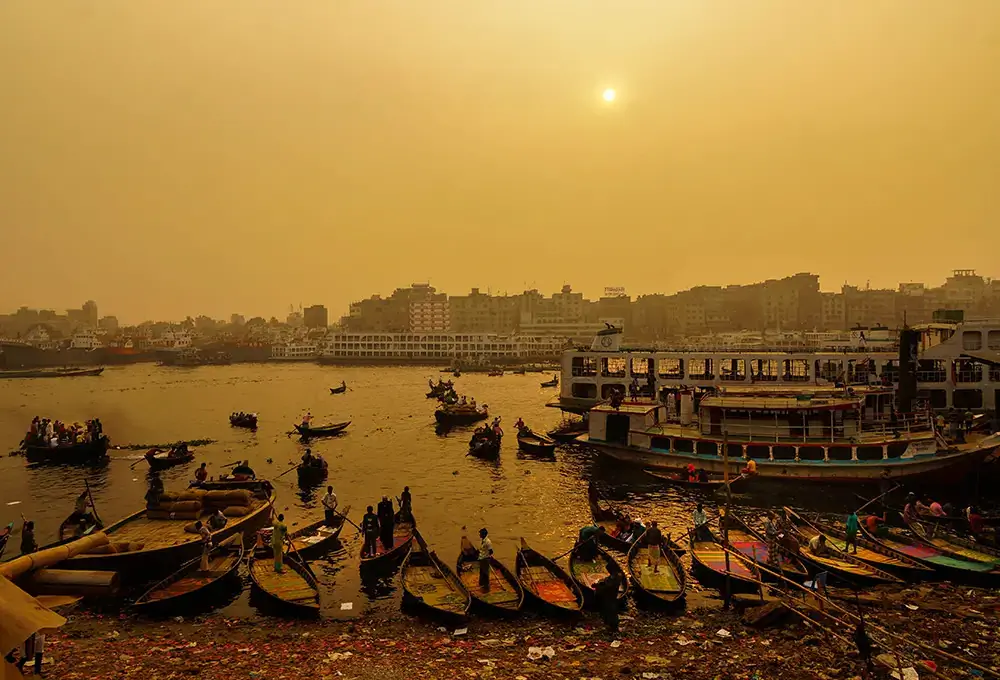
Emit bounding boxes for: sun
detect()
[602,88,616,103]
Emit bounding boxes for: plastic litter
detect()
[340,602,353,610]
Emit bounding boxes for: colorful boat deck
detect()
[630,546,683,592]
[458,564,520,607]
[796,524,911,569]
[403,565,468,613]
[881,536,995,573]
[692,541,755,580]
[521,566,578,607]
[367,521,414,559]
[250,560,318,606]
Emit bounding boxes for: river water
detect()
[1,365,994,619]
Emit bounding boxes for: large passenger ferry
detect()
[555,320,1000,414]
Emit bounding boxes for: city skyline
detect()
[3,3,998,324]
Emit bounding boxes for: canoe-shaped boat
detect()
[456,541,524,616]
[229,414,258,429]
[626,529,686,605]
[468,436,501,460]
[540,377,558,388]
[360,512,415,569]
[330,383,347,394]
[294,421,350,438]
[586,482,684,555]
[547,421,587,443]
[145,446,195,471]
[794,511,934,578]
[488,370,503,377]
[719,514,809,580]
[62,484,274,584]
[782,511,902,585]
[133,534,244,613]
[57,511,103,543]
[1,366,105,379]
[297,459,329,484]
[401,530,471,623]
[907,520,1000,568]
[249,549,320,616]
[644,469,732,490]
[24,435,110,465]
[283,506,350,560]
[861,524,999,580]
[569,545,630,607]
[515,538,583,615]
[516,431,556,456]
[690,532,760,592]
[435,406,488,426]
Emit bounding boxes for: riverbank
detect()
[37,582,1000,680]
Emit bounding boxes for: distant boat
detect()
[0,367,105,379]
[540,375,558,388]
[294,421,351,438]
[330,382,347,394]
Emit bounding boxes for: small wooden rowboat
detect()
[644,469,741,490]
[861,525,999,580]
[330,383,347,394]
[360,512,415,569]
[516,538,583,616]
[586,482,685,555]
[296,459,329,484]
[25,435,110,465]
[800,512,934,578]
[782,509,902,585]
[145,446,195,471]
[284,506,350,560]
[133,534,244,613]
[401,529,471,623]
[468,434,501,460]
[720,514,809,580]
[690,531,760,593]
[516,431,556,457]
[435,406,488,426]
[249,549,320,616]
[569,545,630,607]
[456,538,524,616]
[907,520,1000,568]
[294,421,351,438]
[626,530,686,606]
[540,376,559,388]
[547,421,587,443]
[229,414,258,429]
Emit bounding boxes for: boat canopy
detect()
[700,394,863,412]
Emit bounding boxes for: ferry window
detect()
[954,359,982,384]
[953,389,983,409]
[658,358,684,379]
[799,446,825,461]
[751,359,779,382]
[815,360,842,382]
[572,356,597,377]
[688,359,714,380]
[989,330,1000,350]
[857,446,884,461]
[726,443,744,459]
[773,445,796,460]
[916,360,947,383]
[782,359,809,382]
[962,331,983,351]
[916,389,947,409]
[601,357,627,378]
[828,446,853,461]
[696,441,718,456]
[630,358,650,376]
[673,438,694,453]
[746,444,770,459]
[601,383,626,398]
[720,359,746,382]
[886,442,908,458]
[571,383,597,399]
[651,436,671,451]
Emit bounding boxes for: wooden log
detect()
[0,532,110,579]
[22,569,121,598]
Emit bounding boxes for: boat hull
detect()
[517,434,556,456]
[294,422,350,438]
[25,436,110,465]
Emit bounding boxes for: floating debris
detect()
[115,439,215,451]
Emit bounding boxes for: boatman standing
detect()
[377,496,395,550]
[478,528,493,589]
[271,513,288,573]
[322,486,338,525]
[361,505,380,558]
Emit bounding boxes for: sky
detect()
[1,1,998,324]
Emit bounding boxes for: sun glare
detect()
[602,88,616,103]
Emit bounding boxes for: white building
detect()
[69,328,102,350]
[409,299,451,333]
[271,341,319,360]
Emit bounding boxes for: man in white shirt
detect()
[478,528,493,590]
[322,486,338,526]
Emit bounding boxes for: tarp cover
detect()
[0,576,66,680]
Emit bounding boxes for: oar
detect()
[330,507,362,533]
[221,460,242,469]
[130,452,152,470]
[855,484,901,515]
[275,462,302,480]
[84,479,102,526]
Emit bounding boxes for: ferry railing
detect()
[955,369,983,383]
[657,413,932,443]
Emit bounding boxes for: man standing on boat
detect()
[361,505,380,557]
[271,513,288,573]
[377,496,395,550]
[322,486,338,525]
[478,528,493,589]
[398,486,413,522]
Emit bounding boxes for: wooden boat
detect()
[644,469,732,490]
[488,369,504,377]
[294,421,351,438]
[282,506,351,560]
[907,520,1000,568]
[626,529,686,605]
[57,511,103,543]
[401,529,471,623]
[515,538,583,615]
[456,540,524,616]
[860,524,999,580]
[586,482,684,555]
[516,430,556,456]
[24,435,110,465]
[569,545,630,607]
[796,511,934,578]
[296,458,329,484]
[0,367,105,379]
[468,435,501,460]
[540,376,559,388]
[434,405,488,426]
[229,414,258,429]
[145,445,195,471]
[133,534,244,613]
[330,382,347,394]
[0,522,13,560]
[62,484,274,583]
[547,421,587,443]
[719,514,809,580]
[782,509,903,585]
[690,531,760,592]
[360,512,415,569]
[249,549,320,616]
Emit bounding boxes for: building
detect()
[303,305,329,329]
[843,285,897,328]
[83,300,98,327]
[820,292,846,329]
[449,288,520,333]
[319,332,566,362]
[98,316,120,333]
[409,295,450,333]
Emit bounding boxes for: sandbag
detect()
[158,490,204,503]
[204,489,251,506]
[222,505,250,518]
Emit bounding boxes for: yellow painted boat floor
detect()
[251,560,317,605]
[521,566,577,606]
[458,564,519,606]
[404,565,467,612]
[99,501,265,551]
[630,547,682,592]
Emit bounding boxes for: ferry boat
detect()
[555,321,1000,414]
[579,387,1000,483]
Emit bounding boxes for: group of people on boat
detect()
[471,417,503,444]
[684,463,711,484]
[24,416,103,448]
[360,488,412,558]
[301,448,327,470]
[230,411,257,423]
[144,443,189,463]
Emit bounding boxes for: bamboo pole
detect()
[722,431,732,609]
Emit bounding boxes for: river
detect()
[1,364,994,618]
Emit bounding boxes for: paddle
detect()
[130,451,152,470]
[84,479,103,527]
[855,483,901,515]
[275,462,302,480]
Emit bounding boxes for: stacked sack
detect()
[147,489,205,520]
[202,489,255,518]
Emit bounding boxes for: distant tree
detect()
[246,317,267,327]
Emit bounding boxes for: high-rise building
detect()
[304,305,329,329]
[82,300,98,327]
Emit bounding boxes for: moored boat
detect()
[296,458,329,484]
[145,445,195,471]
[488,369,504,377]
[690,531,760,593]
[540,375,559,388]
[907,520,1000,568]
[515,538,583,616]
[719,514,809,581]
[401,529,471,623]
[468,433,501,460]
[330,382,347,394]
[435,405,488,426]
[569,544,629,607]
[783,510,903,585]
[547,419,587,443]
[360,512,415,569]
[25,435,110,465]
[861,524,999,581]
[133,534,244,614]
[282,507,350,560]
[456,539,523,616]
[586,482,684,555]
[0,366,105,379]
[644,469,734,490]
[626,529,686,606]
[249,549,320,616]
[516,430,556,457]
[294,421,351,438]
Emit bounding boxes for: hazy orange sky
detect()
[2,2,998,323]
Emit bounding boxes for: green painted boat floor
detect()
[405,566,466,611]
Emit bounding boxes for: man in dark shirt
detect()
[377,496,395,550]
[399,486,413,522]
[361,505,380,558]
[644,521,664,574]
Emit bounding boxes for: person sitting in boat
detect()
[470,397,476,409]
[808,533,832,558]
[741,458,758,476]
[194,462,209,484]
[577,524,604,560]
[692,502,710,541]
[924,496,945,517]
[863,512,888,538]
[232,460,256,480]
[902,493,920,524]
[491,417,503,439]
[209,508,228,531]
[460,395,467,405]
[686,463,697,482]
[302,448,314,466]
[697,468,710,484]
[145,473,165,507]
